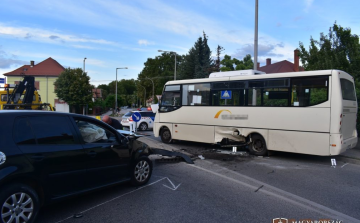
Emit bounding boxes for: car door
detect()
[71,117,131,189]
[13,115,87,199]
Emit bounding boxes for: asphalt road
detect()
[36,130,360,223]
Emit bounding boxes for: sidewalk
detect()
[338,139,360,164]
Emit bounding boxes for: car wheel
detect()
[131,157,153,186]
[160,128,172,144]
[138,122,148,131]
[249,134,268,156]
[0,184,39,223]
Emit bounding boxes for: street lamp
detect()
[115,67,128,112]
[136,84,146,107]
[83,57,87,74]
[158,50,177,80]
[83,57,87,115]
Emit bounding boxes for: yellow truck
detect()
[1,76,54,111]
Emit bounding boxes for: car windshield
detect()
[124,112,133,116]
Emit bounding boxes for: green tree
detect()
[220,55,235,71]
[213,45,225,72]
[298,22,360,132]
[54,68,92,110]
[107,79,136,106]
[299,23,360,76]
[180,31,214,79]
[138,54,180,103]
[104,94,124,109]
[235,54,254,70]
[220,54,254,71]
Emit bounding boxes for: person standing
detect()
[102,115,123,129]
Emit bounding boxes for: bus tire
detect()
[249,134,267,156]
[160,128,172,144]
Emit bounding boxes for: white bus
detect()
[153,70,358,156]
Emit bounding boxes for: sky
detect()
[0,0,359,86]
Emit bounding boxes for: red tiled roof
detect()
[258,60,304,74]
[3,57,65,77]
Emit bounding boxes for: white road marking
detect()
[163,177,181,190]
[341,163,349,168]
[53,177,167,223]
[188,162,360,222]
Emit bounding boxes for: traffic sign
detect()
[221,90,232,99]
[0,78,4,84]
[132,112,142,123]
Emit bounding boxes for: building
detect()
[3,57,65,106]
[257,49,304,73]
[92,88,103,101]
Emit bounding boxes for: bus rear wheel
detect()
[249,134,267,156]
[160,128,172,144]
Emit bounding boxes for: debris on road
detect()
[254,185,264,192]
[198,155,205,160]
[73,214,83,218]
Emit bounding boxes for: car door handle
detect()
[87,151,97,157]
[31,154,45,161]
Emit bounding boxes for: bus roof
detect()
[165,69,346,85]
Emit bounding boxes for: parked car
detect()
[121,111,155,131]
[0,110,153,223]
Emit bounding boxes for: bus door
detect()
[339,73,357,140]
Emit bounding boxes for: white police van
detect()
[121,111,156,131]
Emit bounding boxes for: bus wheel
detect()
[249,134,267,156]
[160,128,172,144]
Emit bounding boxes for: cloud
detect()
[304,0,314,12]
[0,23,118,46]
[24,33,32,39]
[233,42,285,58]
[294,16,304,21]
[138,39,155,46]
[49,35,60,40]
[0,46,27,69]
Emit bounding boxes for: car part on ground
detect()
[150,148,194,164]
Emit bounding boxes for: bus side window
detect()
[291,76,328,106]
[183,84,210,106]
